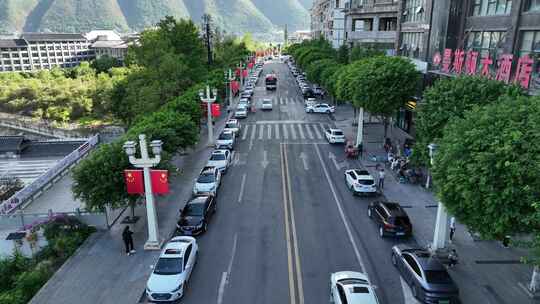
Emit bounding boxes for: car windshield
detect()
[197,173,215,183]
[219,133,232,140]
[391,216,410,226]
[333,131,344,136]
[184,203,205,216]
[210,153,226,161]
[154,257,183,275]
[226,123,237,128]
[263,100,271,104]
[338,278,368,285]
[425,270,453,284]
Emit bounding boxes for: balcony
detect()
[348,30,396,42]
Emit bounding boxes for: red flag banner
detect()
[242,69,248,78]
[235,68,241,76]
[150,170,169,195]
[211,104,221,117]
[248,62,254,69]
[124,170,144,194]
[231,80,239,94]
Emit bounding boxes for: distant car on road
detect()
[235,105,248,119]
[193,166,221,195]
[391,245,460,303]
[224,119,241,137]
[261,98,273,110]
[145,236,198,302]
[344,169,378,195]
[330,271,380,304]
[325,128,346,144]
[177,195,216,235]
[368,201,412,237]
[207,149,231,173]
[306,103,335,114]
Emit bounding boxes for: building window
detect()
[472,0,512,16]
[519,31,540,91]
[403,0,426,22]
[379,17,397,31]
[466,31,506,57]
[353,18,373,31]
[524,0,540,11]
[401,32,423,58]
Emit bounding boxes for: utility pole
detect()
[284,24,288,48]
[202,14,213,66]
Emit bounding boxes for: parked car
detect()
[145,236,198,302]
[305,97,317,106]
[325,128,346,144]
[177,195,216,235]
[207,149,231,173]
[391,245,460,303]
[344,169,378,195]
[193,166,221,195]
[216,130,235,150]
[368,201,412,237]
[330,271,380,304]
[224,119,241,137]
[306,103,335,114]
[235,105,248,119]
[261,98,273,110]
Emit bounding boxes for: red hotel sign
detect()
[433,48,536,89]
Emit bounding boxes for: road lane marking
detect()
[262,150,269,169]
[290,124,297,140]
[242,125,250,140]
[275,124,280,139]
[305,124,314,139]
[267,124,272,140]
[283,124,289,139]
[280,145,297,304]
[217,233,238,304]
[313,125,323,139]
[217,272,228,304]
[299,152,309,170]
[259,124,265,140]
[314,144,369,273]
[297,124,305,139]
[250,124,256,141]
[237,174,247,203]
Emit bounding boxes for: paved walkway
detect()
[29,100,238,304]
[334,103,539,304]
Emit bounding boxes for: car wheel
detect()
[391,252,398,266]
[326,110,330,114]
[379,226,385,238]
[203,222,208,233]
[309,109,314,113]
[367,208,372,218]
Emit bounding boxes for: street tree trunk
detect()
[530,265,540,293]
[383,116,389,138]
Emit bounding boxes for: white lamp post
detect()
[427,143,449,252]
[355,107,364,149]
[226,69,234,110]
[123,135,163,250]
[199,85,218,147]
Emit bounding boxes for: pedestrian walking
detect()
[449,217,456,243]
[447,249,458,268]
[122,226,135,256]
[378,168,385,189]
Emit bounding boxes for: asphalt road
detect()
[144,61,417,304]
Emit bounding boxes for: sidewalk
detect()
[29,99,238,304]
[334,103,539,304]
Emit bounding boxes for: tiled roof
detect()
[0,39,28,48]
[21,33,87,42]
[0,136,25,153]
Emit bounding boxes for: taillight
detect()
[384,222,396,229]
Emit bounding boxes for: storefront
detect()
[395,99,417,136]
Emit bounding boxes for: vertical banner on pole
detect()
[124,170,145,194]
[150,170,169,195]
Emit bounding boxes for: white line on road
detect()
[250,124,256,141]
[305,124,314,139]
[217,233,238,304]
[283,124,289,139]
[262,150,269,169]
[275,124,280,139]
[313,124,323,139]
[314,144,369,273]
[299,152,309,170]
[290,124,297,140]
[217,272,228,304]
[267,124,272,140]
[238,174,247,203]
[242,125,249,140]
[298,124,305,139]
[259,124,264,140]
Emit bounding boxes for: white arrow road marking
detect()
[328,152,348,171]
[400,277,421,304]
[237,174,247,203]
[299,152,309,170]
[262,150,269,169]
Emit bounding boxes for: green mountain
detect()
[0,0,312,37]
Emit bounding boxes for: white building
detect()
[311,0,347,48]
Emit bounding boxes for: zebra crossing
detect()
[270,97,306,105]
[240,123,331,142]
[0,159,59,185]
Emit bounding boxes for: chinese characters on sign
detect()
[433,48,537,89]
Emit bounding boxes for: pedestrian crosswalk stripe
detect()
[259,124,264,140]
[275,124,280,139]
[298,124,305,139]
[305,124,314,139]
[313,124,322,139]
[250,124,256,140]
[280,97,285,105]
[289,124,297,140]
[242,125,250,140]
[283,124,289,139]
[267,124,272,140]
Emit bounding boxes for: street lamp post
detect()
[355,107,364,149]
[238,62,244,87]
[227,69,234,110]
[123,135,163,250]
[427,143,449,252]
[199,85,218,147]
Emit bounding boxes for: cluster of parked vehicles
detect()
[234,62,264,119]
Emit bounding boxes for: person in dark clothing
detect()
[447,249,458,268]
[122,226,135,255]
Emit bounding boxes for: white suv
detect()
[193,166,221,195]
[325,128,346,144]
[216,130,235,150]
[330,271,379,304]
[146,236,198,302]
[207,149,231,173]
[345,169,378,195]
[224,119,241,137]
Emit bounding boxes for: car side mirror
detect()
[150,265,154,270]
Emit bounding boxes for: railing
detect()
[0,112,84,139]
[0,134,100,214]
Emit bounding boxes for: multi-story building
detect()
[0,33,95,72]
[311,0,347,48]
[288,30,312,45]
[344,0,399,53]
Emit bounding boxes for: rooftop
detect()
[0,39,28,48]
[91,40,129,49]
[21,33,86,42]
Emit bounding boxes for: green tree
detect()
[349,45,385,62]
[305,59,337,84]
[91,55,121,74]
[350,56,420,137]
[414,76,524,165]
[336,44,349,64]
[432,95,540,291]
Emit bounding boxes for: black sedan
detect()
[176,195,216,236]
[368,201,412,238]
[391,245,459,303]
